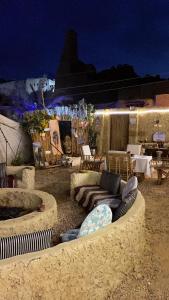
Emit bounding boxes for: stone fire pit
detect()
[0,188,57,237]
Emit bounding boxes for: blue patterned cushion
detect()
[78,204,112,238]
[60,229,80,243]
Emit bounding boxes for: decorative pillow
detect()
[113,188,138,221]
[100,171,121,195]
[122,176,138,201]
[60,229,80,243]
[0,229,53,260]
[78,204,112,238]
[95,198,121,210]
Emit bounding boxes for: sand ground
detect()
[35,167,169,300]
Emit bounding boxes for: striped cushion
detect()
[74,185,120,211]
[0,229,53,260]
[74,185,100,203]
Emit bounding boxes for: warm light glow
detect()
[95,107,169,116]
[138,108,169,114]
[95,109,137,115]
[45,150,51,154]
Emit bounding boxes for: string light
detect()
[95,107,169,116]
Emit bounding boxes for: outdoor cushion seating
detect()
[94,198,121,209]
[100,170,121,194]
[0,228,53,260]
[74,172,121,211]
[122,176,138,200]
[113,188,138,221]
[112,176,138,221]
[60,204,112,242]
[95,176,138,211]
[78,204,112,237]
[60,229,80,243]
[71,171,138,218]
[75,185,117,211]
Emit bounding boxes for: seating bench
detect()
[71,171,138,220]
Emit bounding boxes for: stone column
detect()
[128,113,139,144]
[97,115,111,154]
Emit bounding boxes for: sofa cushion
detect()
[100,171,121,195]
[122,176,138,201]
[74,185,121,211]
[60,229,80,243]
[95,198,121,210]
[78,204,112,238]
[74,185,100,203]
[0,229,53,260]
[113,188,138,221]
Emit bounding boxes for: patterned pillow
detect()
[78,204,112,238]
[122,176,138,201]
[100,171,121,195]
[113,188,138,222]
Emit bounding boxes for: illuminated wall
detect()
[156,94,169,106]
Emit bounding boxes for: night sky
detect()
[0,0,169,80]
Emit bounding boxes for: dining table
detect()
[132,155,153,177]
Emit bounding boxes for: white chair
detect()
[127,144,142,156]
[81,145,93,160]
[80,145,103,172]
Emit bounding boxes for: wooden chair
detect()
[107,151,134,181]
[150,158,169,184]
[80,145,104,172]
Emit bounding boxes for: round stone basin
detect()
[0,206,34,220]
[0,188,57,237]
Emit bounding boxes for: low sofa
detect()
[71,170,138,219]
[61,171,138,243]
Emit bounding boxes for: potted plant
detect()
[22,110,52,134]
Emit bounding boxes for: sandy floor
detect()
[35,167,169,299]
[110,178,169,300]
[35,167,86,241]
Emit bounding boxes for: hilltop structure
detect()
[55,30,95,90]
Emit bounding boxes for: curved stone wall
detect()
[0,191,145,300]
[0,188,57,237]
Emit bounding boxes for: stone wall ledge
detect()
[0,188,57,237]
[0,190,145,300]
